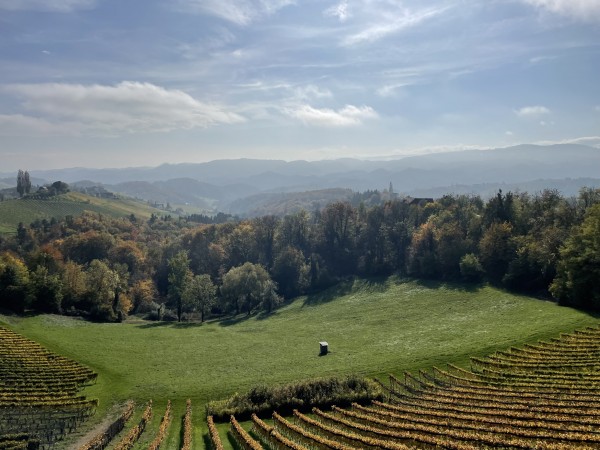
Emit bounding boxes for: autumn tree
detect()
[0,253,30,313]
[130,279,157,313]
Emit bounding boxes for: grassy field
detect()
[1,277,599,448]
[0,191,166,234]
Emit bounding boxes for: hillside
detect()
[4,144,598,215]
[2,278,598,447]
[0,192,166,234]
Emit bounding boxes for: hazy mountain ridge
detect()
[2,144,599,215]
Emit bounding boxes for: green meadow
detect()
[2,277,599,448]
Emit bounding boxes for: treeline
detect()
[1,188,599,321]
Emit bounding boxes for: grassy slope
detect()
[1,278,599,448]
[0,192,164,234]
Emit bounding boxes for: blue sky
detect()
[1,0,599,170]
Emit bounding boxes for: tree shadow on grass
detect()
[413,278,484,293]
[302,279,354,308]
[136,320,206,329]
[218,313,253,327]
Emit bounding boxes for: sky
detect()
[0,0,599,171]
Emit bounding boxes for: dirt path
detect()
[67,403,124,450]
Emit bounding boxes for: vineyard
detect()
[214,326,600,450]
[0,192,163,235]
[0,326,97,449]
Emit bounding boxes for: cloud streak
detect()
[0,0,95,11]
[172,0,295,25]
[343,5,450,46]
[286,104,378,127]
[3,81,244,136]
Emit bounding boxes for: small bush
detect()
[206,375,383,422]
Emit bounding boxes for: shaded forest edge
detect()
[1,187,600,320]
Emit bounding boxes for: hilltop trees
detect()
[16,170,32,197]
[1,186,600,319]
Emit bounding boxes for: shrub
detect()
[206,375,383,422]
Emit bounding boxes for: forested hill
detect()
[1,187,599,323]
[2,144,599,215]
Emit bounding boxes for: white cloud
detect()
[324,1,350,22]
[0,0,95,11]
[172,0,294,25]
[522,0,600,22]
[286,104,378,127]
[515,105,551,118]
[343,6,449,46]
[3,81,244,136]
[595,106,600,112]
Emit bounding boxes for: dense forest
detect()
[1,187,599,321]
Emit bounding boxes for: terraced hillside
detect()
[220,327,600,449]
[0,192,165,234]
[0,326,97,448]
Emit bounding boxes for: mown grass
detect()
[0,192,165,234]
[1,277,598,448]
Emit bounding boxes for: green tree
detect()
[183,274,216,322]
[60,261,87,310]
[29,266,63,313]
[221,262,280,315]
[84,259,122,321]
[16,170,25,197]
[167,250,192,322]
[272,246,309,298]
[550,204,600,310]
[459,253,484,282]
[479,222,516,283]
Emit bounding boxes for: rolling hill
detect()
[0,191,166,234]
[3,144,598,216]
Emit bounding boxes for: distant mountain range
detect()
[2,144,599,216]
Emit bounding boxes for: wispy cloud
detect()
[293,85,333,101]
[285,104,378,127]
[2,82,244,136]
[324,0,350,23]
[376,83,410,98]
[0,0,95,11]
[515,105,551,118]
[172,0,294,25]
[535,136,600,148]
[343,5,450,46]
[522,0,600,22]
